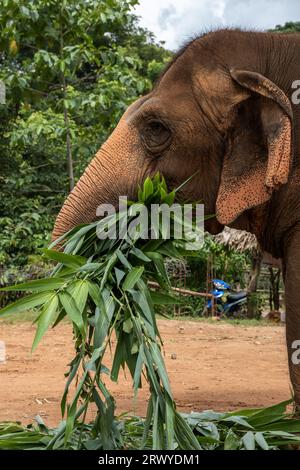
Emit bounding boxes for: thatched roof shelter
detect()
[214,227,281,268]
[213,227,259,254]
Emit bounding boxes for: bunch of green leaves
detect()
[125,399,300,450]
[0,419,53,450]
[0,174,203,450]
[124,400,300,450]
[182,399,300,450]
[1,399,300,450]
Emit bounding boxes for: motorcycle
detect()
[205,279,247,317]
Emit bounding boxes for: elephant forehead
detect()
[123,95,150,122]
[124,92,196,126]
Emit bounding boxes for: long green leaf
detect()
[165,397,175,450]
[44,249,87,268]
[59,290,85,336]
[123,266,144,291]
[224,429,240,450]
[255,432,269,450]
[68,280,89,316]
[0,291,53,316]
[0,278,66,293]
[242,431,256,450]
[32,295,59,351]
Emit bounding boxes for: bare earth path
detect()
[0,319,290,426]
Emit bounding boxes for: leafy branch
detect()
[0,174,202,450]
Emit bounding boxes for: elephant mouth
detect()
[205,218,224,235]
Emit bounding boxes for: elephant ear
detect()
[216,69,293,225]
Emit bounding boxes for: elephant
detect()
[53,29,300,408]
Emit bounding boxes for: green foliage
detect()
[0,0,172,281]
[0,174,203,450]
[1,400,300,450]
[247,292,264,319]
[270,21,300,33]
[187,235,249,291]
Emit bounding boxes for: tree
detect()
[269,267,282,312]
[0,0,146,190]
[246,251,263,319]
[270,22,300,33]
[0,0,172,285]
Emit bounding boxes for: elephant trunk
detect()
[52,114,142,241]
[52,146,118,241]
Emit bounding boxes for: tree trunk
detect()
[60,8,74,192]
[269,267,281,311]
[246,251,262,318]
[62,89,75,192]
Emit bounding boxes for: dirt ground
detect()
[0,319,291,426]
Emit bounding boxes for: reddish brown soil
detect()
[0,319,290,426]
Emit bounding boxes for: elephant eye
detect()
[142,119,171,153]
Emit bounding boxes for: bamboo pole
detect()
[147,281,213,299]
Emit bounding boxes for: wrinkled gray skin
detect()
[53,30,300,408]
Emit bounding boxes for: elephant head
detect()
[53,30,293,244]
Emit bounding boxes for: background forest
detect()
[0,0,171,285]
